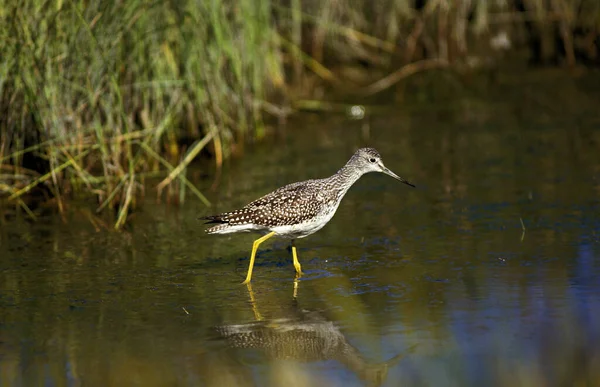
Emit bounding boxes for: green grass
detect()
[1,0,599,228]
[0,0,283,227]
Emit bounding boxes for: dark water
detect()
[1,72,600,386]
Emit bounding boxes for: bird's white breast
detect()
[272,196,344,239]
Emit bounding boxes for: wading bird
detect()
[201,148,414,284]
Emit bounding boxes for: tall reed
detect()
[0,0,283,227]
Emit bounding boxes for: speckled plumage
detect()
[201,147,414,283]
[201,148,414,239]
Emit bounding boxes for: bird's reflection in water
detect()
[212,280,404,387]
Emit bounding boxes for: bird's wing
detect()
[201,180,330,227]
[241,180,328,226]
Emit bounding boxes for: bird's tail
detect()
[200,215,227,224]
[199,215,228,234]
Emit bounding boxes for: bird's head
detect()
[350,148,415,188]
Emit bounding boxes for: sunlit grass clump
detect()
[0,0,284,227]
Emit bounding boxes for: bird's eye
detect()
[369,158,376,163]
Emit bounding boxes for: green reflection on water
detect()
[1,71,600,386]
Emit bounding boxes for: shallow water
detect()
[1,72,600,386]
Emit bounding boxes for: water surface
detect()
[1,72,600,386]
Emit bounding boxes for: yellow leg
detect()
[291,240,303,277]
[242,231,276,285]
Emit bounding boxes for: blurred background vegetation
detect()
[1,0,599,228]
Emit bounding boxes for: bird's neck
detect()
[332,159,365,193]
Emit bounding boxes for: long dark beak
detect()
[382,166,415,188]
